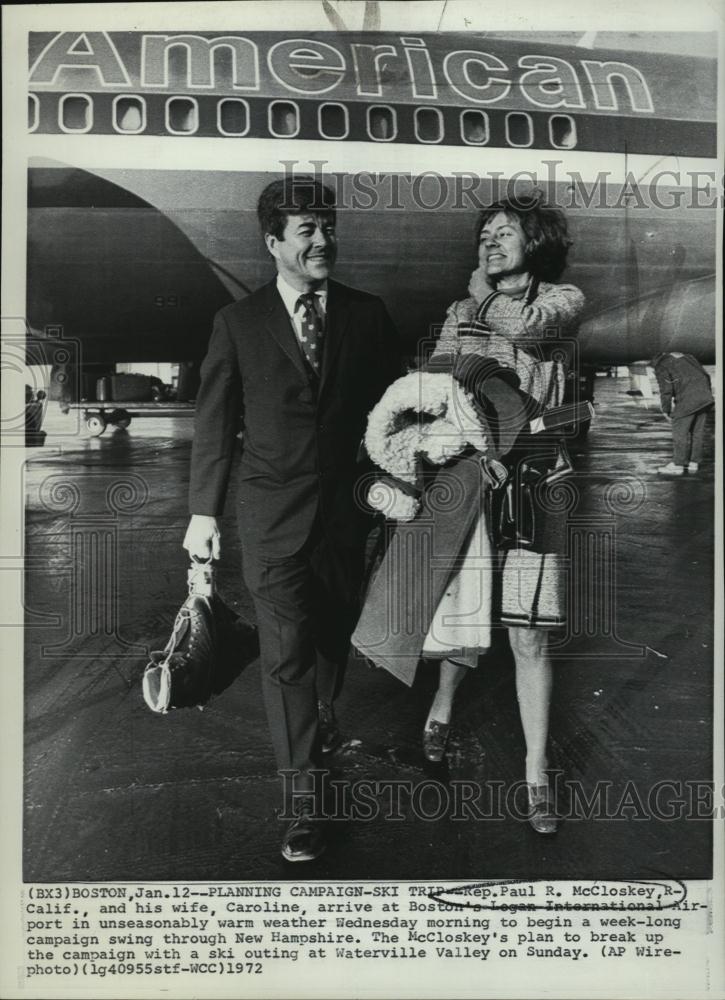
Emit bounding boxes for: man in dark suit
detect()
[183,177,400,861]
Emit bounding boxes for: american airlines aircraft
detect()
[25,26,717,406]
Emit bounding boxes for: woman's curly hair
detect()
[475,190,573,282]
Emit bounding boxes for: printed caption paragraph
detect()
[19,880,713,986]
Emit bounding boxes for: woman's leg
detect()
[508,627,552,786]
[426,658,468,729]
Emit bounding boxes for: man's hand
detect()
[183,515,221,561]
[468,264,495,303]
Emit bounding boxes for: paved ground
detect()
[23,376,714,881]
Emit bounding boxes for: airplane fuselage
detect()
[25,30,717,365]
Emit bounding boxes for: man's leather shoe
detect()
[318,700,342,754]
[281,809,326,863]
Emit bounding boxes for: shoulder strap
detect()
[475,291,503,323]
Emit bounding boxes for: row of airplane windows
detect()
[28,93,579,149]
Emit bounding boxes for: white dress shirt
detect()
[276,275,328,350]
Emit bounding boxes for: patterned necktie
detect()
[297,292,324,374]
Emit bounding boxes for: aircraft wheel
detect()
[86,414,107,436]
[111,409,131,429]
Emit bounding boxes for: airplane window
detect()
[549,114,577,149]
[460,109,489,145]
[166,97,198,134]
[505,112,533,147]
[415,107,443,143]
[60,95,92,133]
[113,97,146,134]
[218,99,249,136]
[28,94,39,132]
[367,106,396,142]
[319,103,348,140]
[269,101,300,137]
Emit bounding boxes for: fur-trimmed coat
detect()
[352,280,586,684]
[352,359,530,684]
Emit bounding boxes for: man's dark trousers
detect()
[672,409,709,466]
[243,520,363,801]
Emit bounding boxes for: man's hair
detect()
[475,190,573,282]
[257,176,337,240]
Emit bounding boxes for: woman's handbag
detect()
[142,559,219,713]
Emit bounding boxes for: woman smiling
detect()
[421,192,586,833]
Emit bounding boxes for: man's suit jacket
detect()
[189,278,401,558]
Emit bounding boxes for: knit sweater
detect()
[438,281,584,343]
[432,281,585,409]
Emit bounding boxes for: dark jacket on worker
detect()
[653,353,714,418]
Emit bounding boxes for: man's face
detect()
[265,212,337,290]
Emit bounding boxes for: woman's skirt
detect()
[421,510,566,667]
[421,509,493,663]
[352,453,569,686]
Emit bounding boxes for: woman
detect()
[422,192,585,833]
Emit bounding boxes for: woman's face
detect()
[478,211,528,280]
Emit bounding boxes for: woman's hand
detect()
[468,264,495,303]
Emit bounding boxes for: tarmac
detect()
[23,375,715,882]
